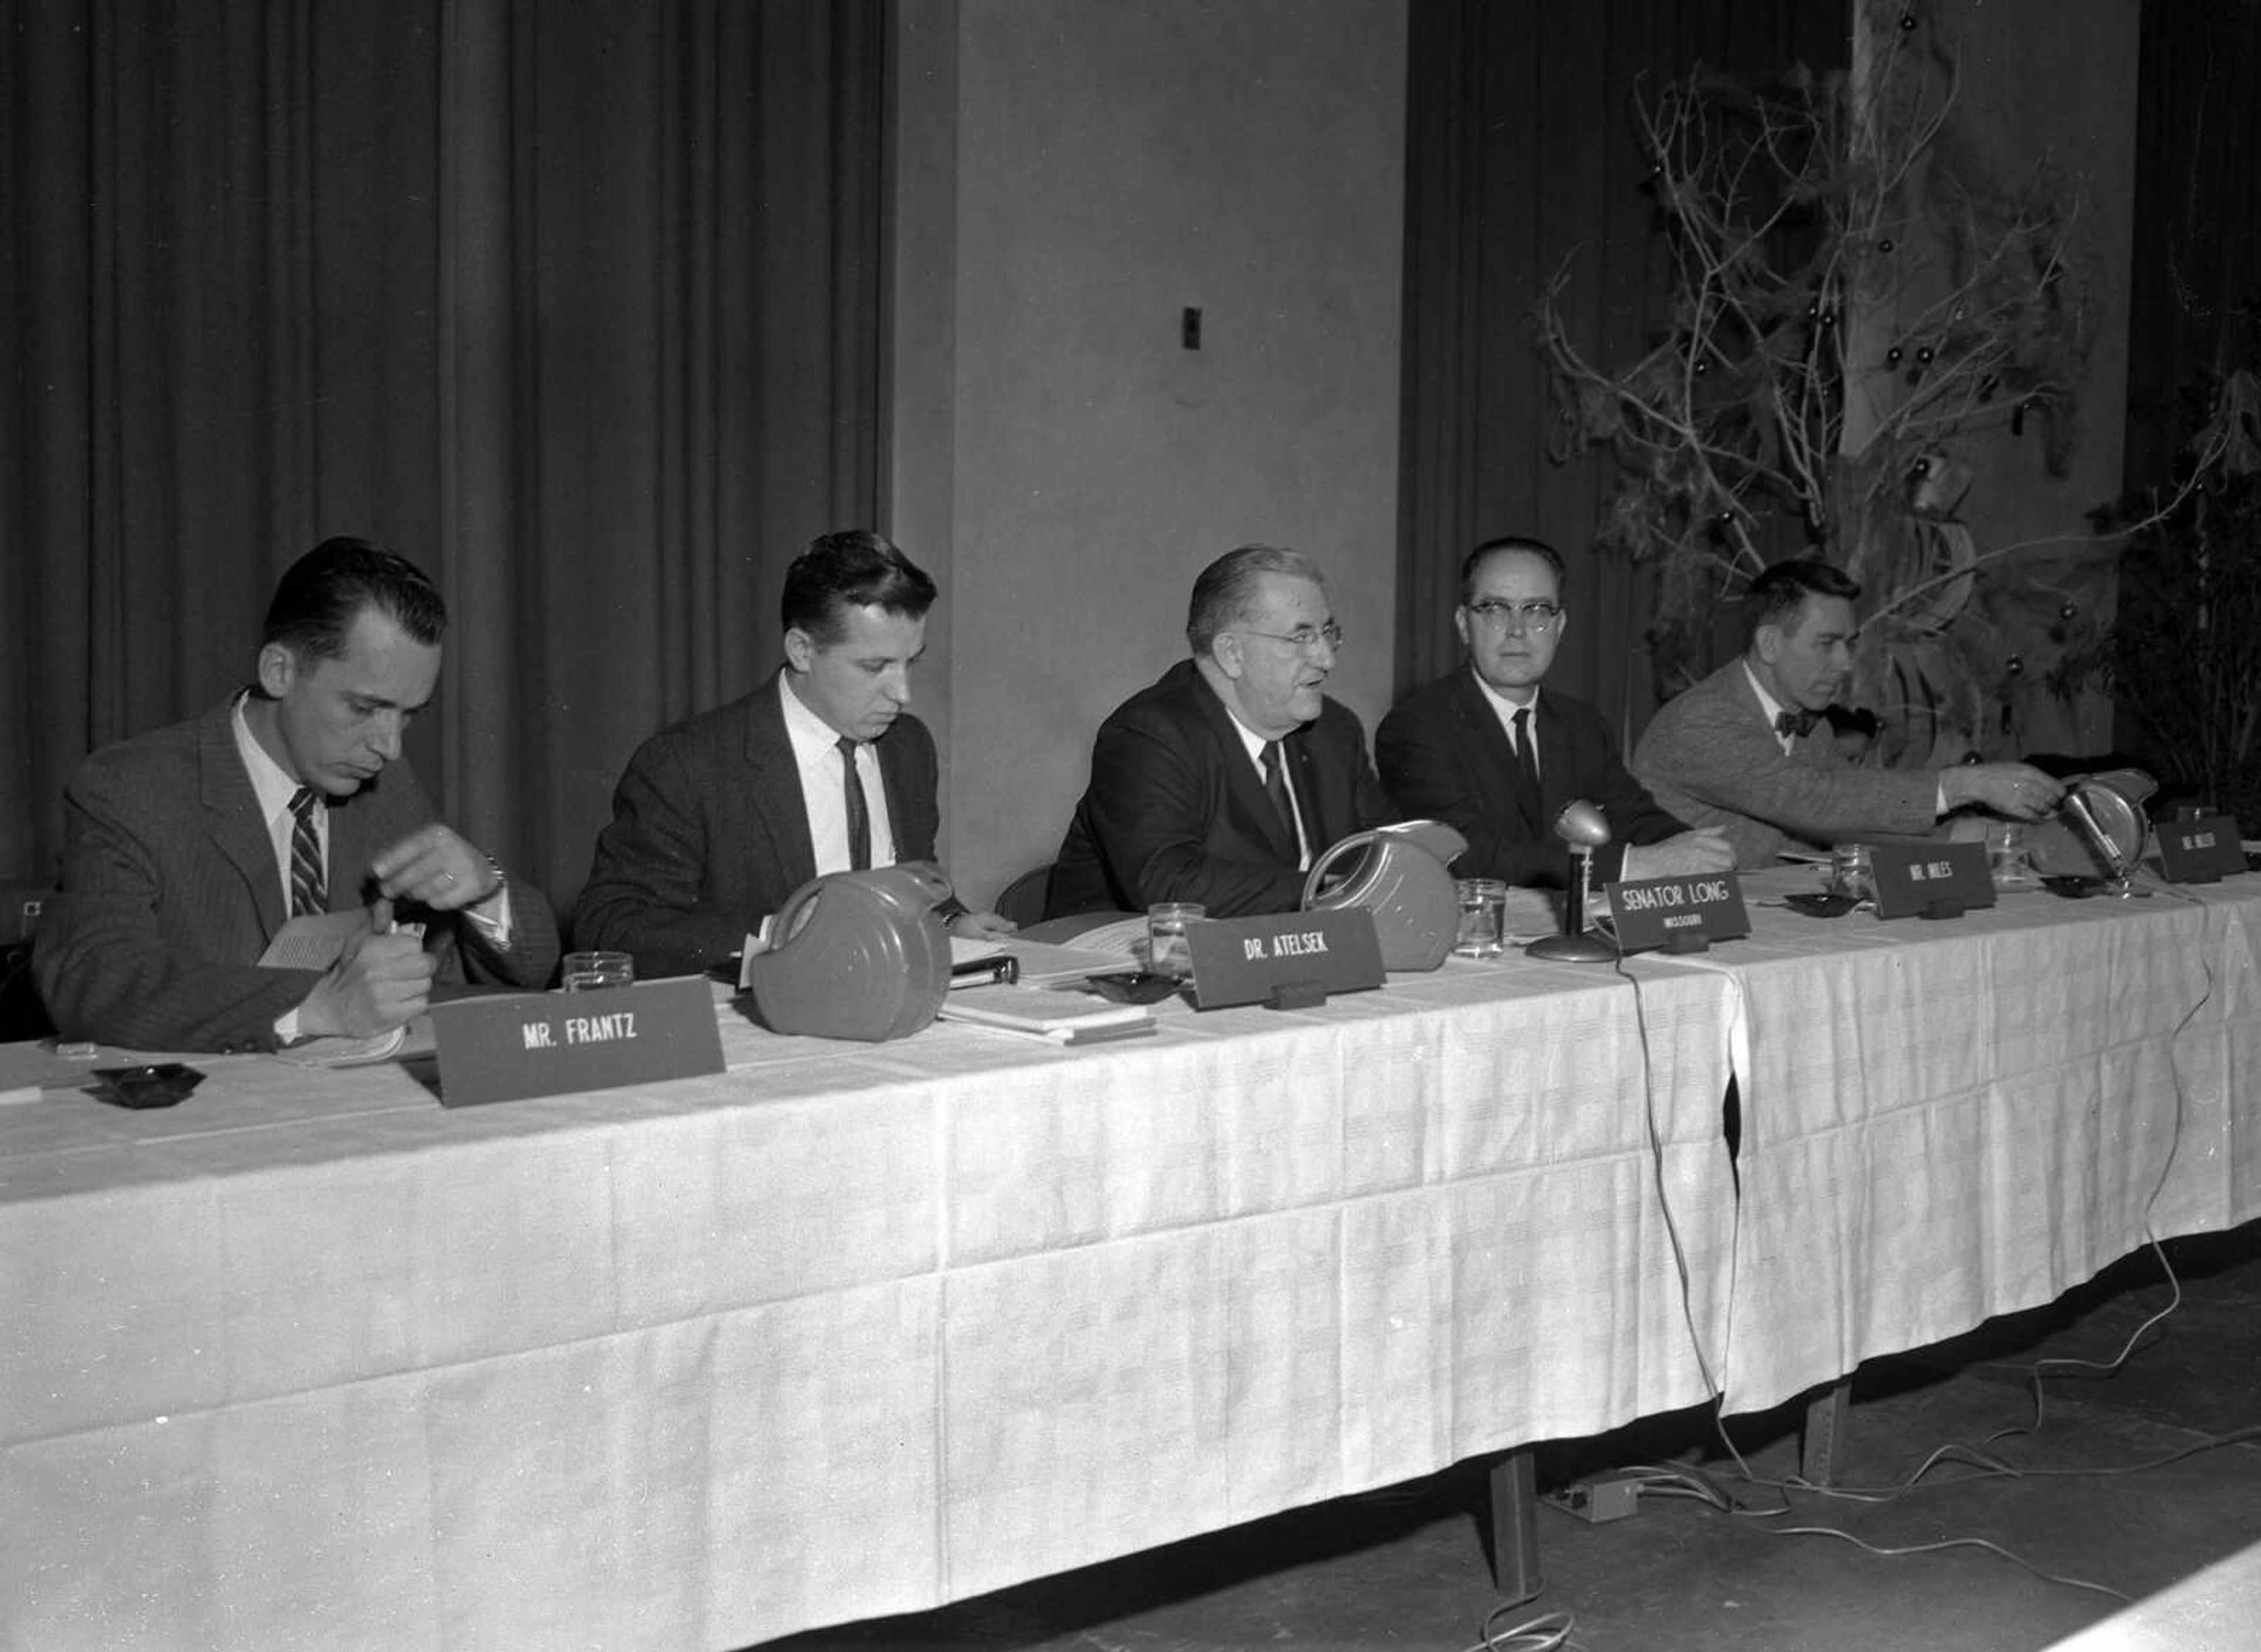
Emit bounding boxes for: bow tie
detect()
[1775,708,1821,739]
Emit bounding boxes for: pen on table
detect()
[951,955,1020,986]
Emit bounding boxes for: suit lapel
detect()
[199,702,290,941]
[1452,668,1540,835]
[1184,665,1298,863]
[747,678,820,890]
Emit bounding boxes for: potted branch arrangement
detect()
[1535,1,2098,765]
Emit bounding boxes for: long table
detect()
[4,876,2257,1650]
[1,948,1738,1651]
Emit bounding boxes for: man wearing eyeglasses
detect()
[1378,537,1732,888]
[1046,544,1396,918]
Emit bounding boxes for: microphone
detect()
[1524,800,1619,962]
[2060,781,2148,897]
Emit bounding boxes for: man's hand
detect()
[297,906,436,1039]
[371,823,500,911]
[947,908,1019,940]
[1621,827,1736,881]
[1941,762,2065,822]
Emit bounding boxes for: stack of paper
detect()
[937,984,1156,1045]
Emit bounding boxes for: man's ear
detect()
[782,626,815,674]
[1752,622,1783,666]
[1210,632,1246,682]
[1452,606,1473,652]
[255,642,297,699]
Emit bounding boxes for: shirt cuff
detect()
[462,883,515,946]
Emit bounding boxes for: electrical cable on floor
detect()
[1457,1602,1583,1652]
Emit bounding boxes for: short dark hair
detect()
[1744,558,1860,649]
[780,529,937,644]
[1459,536,1566,605]
[1186,544,1325,655]
[261,537,447,659]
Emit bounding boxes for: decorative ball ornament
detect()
[2060,601,2078,621]
[1910,455,1931,477]
[1879,238,1895,254]
[1886,346,1904,365]
[1900,12,1917,30]
[2006,654,2024,676]
[1917,346,1934,365]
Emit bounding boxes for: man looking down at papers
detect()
[575,530,1012,978]
[35,538,560,1052]
[1630,557,2066,867]
[1046,545,1397,918]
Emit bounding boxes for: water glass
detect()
[1828,844,1874,904]
[1987,822,2038,888]
[1452,877,1508,958]
[561,950,635,991]
[1146,903,1204,979]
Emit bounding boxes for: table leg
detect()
[1799,1380,1850,1485]
[1487,1445,1543,1602]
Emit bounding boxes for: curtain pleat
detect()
[2,0,884,921]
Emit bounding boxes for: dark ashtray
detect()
[2041,874,2104,899]
[89,1061,205,1109]
[1085,970,1182,1006]
[1782,891,1858,919]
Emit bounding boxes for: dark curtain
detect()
[2124,0,2261,491]
[1,0,884,919]
[1397,0,1848,734]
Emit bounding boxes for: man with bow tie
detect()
[1631,558,2064,868]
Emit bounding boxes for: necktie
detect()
[287,787,326,917]
[1261,741,1297,840]
[1510,707,1543,814]
[1775,708,1821,739]
[838,736,870,871]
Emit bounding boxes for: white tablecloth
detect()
[1686,873,2261,1414]
[1,955,1737,1651]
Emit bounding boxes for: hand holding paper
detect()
[296,900,437,1039]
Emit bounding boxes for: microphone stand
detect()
[1525,812,1618,963]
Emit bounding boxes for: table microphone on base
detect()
[1525,799,1619,962]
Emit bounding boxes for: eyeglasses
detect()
[1238,621,1344,654]
[1464,599,1563,632]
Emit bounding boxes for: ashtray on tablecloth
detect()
[2040,874,2105,900]
[89,1062,204,1109]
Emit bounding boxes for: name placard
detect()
[2157,813,2246,884]
[1869,841,1995,919]
[1602,872,1751,953]
[432,976,726,1107]
[1182,908,1384,1010]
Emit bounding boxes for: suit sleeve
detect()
[1083,712,1306,917]
[1560,700,1691,881]
[34,760,317,1052]
[881,719,967,920]
[573,735,752,976]
[1376,699,1562,887]
[1633,688,1935,863]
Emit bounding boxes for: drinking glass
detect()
[1145,903,1204,979]
[561,950,634,991]
[1452,877,1508,958]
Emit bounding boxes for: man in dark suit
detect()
[1046,545,1396,918]
[575,530,1010,978]
[1377,536,1730,888]
[35,538,561,1053]
[1632,558,2066,867]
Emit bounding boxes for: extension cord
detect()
[1540,1472,1643,1524]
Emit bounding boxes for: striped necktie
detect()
[288,787,326,917]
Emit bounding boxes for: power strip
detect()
[1540,1472,1643,1524]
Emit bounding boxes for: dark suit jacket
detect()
[1630,658,1938,867]
[1045,659,1397,918]
[1375,669,1689,887]
[34,700,561,1053]
[573,676,947,978]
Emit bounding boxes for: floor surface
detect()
[768,1219,2261,1651]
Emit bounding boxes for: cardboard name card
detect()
[1602,872,1751,953]
[1182,908,1384,1010]
[2157,813,2246,884]
[432,976,726,1107]
[1869,841,1994,919]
